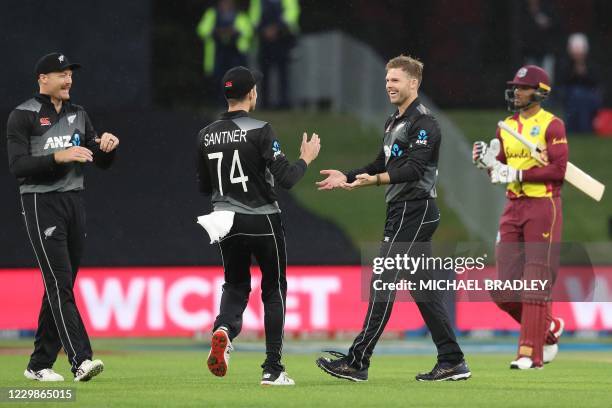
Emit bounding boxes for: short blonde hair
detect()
[386,55,424,84]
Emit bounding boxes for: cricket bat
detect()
[497,121,605,202]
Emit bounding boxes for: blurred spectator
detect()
[558,33,602,133]
[521,0,559,76]
[250,0,300,109]
[197,0,253,100]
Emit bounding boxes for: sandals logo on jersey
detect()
[415,129,428,145]
[272,140,283,159]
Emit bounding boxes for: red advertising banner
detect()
[0,266,424,337]
[1,266,611,336]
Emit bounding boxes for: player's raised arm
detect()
[261,125,319,189]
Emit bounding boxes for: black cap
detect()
[222,66,263,99]
[35,52,81,76]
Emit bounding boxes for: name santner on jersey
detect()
[202,129,248,147]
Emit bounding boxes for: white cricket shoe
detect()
[261,371,295,386]
[74,359,104,382]
[510,357,542,370]
[543,343,559,363]
[24,368,64,382]
[207,328,233,377]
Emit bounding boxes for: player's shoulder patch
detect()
[416,103,431,115]
[232,116,268,132]
[15,98,42,113]
[69,102,86,112]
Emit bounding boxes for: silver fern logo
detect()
[44,226,57,239]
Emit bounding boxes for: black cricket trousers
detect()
[213,212,287,373]
[348,198,464,370]
[20,192,92,374]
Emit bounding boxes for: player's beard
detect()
[391,89,407,107]
[57,86,71,101]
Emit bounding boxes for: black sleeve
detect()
[260,124,307,189]
[83,111,116,169]
[387,116,440,184]
[6,109,58,178]
[197,131,212,195]
[343,148,386,183]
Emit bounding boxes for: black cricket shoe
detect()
[316,351,368,382]
[415,360,472,382]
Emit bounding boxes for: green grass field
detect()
[1,338,611,408]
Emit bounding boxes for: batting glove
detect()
[490,162,522,184]
[472,139,501,169]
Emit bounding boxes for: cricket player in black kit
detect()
[197,66,320,385]
[6,53,119,382]
[316,56,471,382]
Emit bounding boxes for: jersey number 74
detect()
[207,150,249,196]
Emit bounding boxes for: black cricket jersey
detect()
[345,97,441,203]
[6,93,116,194]
[197,110,307,214]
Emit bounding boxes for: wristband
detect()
[376,174,381,186]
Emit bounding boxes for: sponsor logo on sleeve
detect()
[390,143,403,157]
[415,129,428,145]
[272,140,283,159]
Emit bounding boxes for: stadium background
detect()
[0,1,611,399]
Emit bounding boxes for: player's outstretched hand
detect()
[299,132,320,165]
[341,173,376,190]
[54,146,93,164]
[316,169,347,190]
[94,132,120,153]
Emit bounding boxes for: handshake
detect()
[472,139,522,184]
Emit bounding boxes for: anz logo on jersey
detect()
[272,139,283,159]
[43,131,82,150]
[384,143,404,158]
[415,129,428,145]
[71,132,81,146]
[43,135,73,150]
